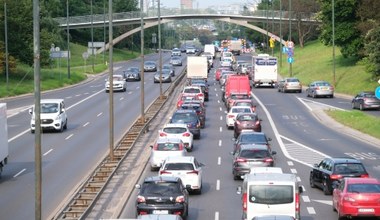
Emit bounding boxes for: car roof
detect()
[156,137,183,143]
[240,131,266,135]
[345,177,379,184]
[231,106,252,110]
[40,99,64,103]
[164,156,195,163]
[164,123,188,128]
[144,175,180,183]
[240,144,270,150]
[328,157,363,163]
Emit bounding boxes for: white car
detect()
[220,58,232,67]
[29,99,68,133]
[182,86,204,103]
[159,156,204,194]
[226,106,254,129]
[105,74,127,92]
[149,137,186,171]
[159,123,194,152]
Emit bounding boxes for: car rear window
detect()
[334,163,366,174]
[347,183,380,193]
[240,149,270,158]
[141,182,181,194]
[241,134,267,143]
[172,113,198,123]
[164,163,194,170]
[184,88,201,93]
[249,185,294,204]
[163,127,187,134]
[232,108,251,113]
[156,143,181,151]
[235,102,252,107]
[181,105,201,111]
[237,114,257,121]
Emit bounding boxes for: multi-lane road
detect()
[1,52,380,220]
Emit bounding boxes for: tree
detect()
[318,0,362,58]
[364,26,380,78]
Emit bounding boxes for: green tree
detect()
[364,26,380,78]
[318,0,362,58]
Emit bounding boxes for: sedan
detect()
[278,77,302,93]
[144,61,157,72]
[159,123,194,152]
[233,113,261,138]
[226,106,254,129]
[105,74,126,92]
[231,144,276,180]
[352,91,380,110]
[123,67,141,81]
[233,131,272,154]
[154,70,172,83]
[170,56,182,66]
[306,80,334,98]
[333,177,380,219]
[162,64,175,77]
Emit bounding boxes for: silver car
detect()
[352,91,380,110]
[278,78,302,93]
[154,69,172,83]
[306,80,334,98]
[138,214,183,220]
[144,61,157,72]
[170,56,182,66]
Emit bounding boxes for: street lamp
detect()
[158,0,163,99]
[332,0,336,87]
[66,0,71,79]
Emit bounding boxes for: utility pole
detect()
[108,0,114,161]
[158,0,163,99]
[140,0,145,124]
[279,0,283,67]
[332,0,336,87]
[289,0,292,77]
[66,0,71,79]
[91,0,94,72]
[4,1,9,94]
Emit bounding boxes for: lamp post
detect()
[108,0,114,161]
[140,0,145,123]
[4,1,9,94]
[66,0,71,79]
[289,0,292,77]
[158,0,163,99]
[332,0,336,87]
[91,0,94,73]
[279,0,283,67]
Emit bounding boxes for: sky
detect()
[161,0,247,9]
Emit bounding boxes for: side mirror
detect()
[272,151,277,155]
[313,163,319,168]
[135,184,141,189]
[267,137,272,141]
[237,186,242,194]
[332,181,340,189]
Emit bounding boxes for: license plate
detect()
[153,210,169,214]
[358,208,374,213]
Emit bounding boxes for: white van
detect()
[29,99,68,133]
[237,173,303,220]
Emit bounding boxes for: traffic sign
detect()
[287,41,294,48]
[282,47,288,54]
[375,86,380,99]
[287,57,294,63]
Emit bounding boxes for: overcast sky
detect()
[161,0,248,9]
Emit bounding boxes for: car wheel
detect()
[351,102,355,109]
[195,133,201,140]
[309,174,315,188]
[323,180,331,195]
[59,124,64,133]
[306,91,309,97]
[233,173,240,180]
[31,129,35,134]
[278,87,281,92]
[312,92,317,98]
[150,166,158,172]
[359,103,364,111]
[105,90,109,93]
[63,119,67,130]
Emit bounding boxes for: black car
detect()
[170,110,201,139]
[309,157,369,195]
[135,176,189,218]
[123,67,141,81]
[178,103,206,128]
[231,144,276,180]
[233,131,272,154]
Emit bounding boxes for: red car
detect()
[176,93,200,108]
[233,113,262,138]
[215,67,230,81]
[333,177,380,219]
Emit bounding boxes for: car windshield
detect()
[127,67,139,72]
[141,182,181,195]
[334,163,366,174]
[164,163,194,170]
[363,93,375,98]
[113,76,124,81]
[156,143,181,151]
[163,127,187,134]
[145,61,155,65]
[240,149,270,158]
[41,103,59,113]
[347,183,380,193]
[240,134,267,143]
[172,113,198,123]
[181,105,201,111]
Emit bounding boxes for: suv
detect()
[170,110,201,139]
[232,144,276,180]
[29,99,68,133]
[233,131,272,154]
[309,157,369,195]
[135,176,189,218]
[159,156,204,194]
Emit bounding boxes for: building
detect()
[181,0,193,9]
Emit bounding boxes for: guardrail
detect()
[52,64,188,220]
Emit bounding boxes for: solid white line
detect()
[215,212,219,220]
[218,157,221,165]
[97,112,103,117]
[65,134,74,140]
[297,176,301,182]
[288,161,294,166]
[290,168,297,174]
[219,140,222,147]
[307,207,316,214]
[83,122,90,127]
[298,97,347,111]
[216,93,218,97]
[14,169,26,178]
[302,195,311,202]
[43,149,53,156]
[217,100,220,103]
[216,180,220,190]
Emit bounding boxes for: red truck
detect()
[223,75,251,109]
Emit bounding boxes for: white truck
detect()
[187,56,208,80]
[252,54,278,88]
[230,40,242,56]
[204,44,216,59]
[0,103,9,175]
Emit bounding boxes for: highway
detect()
[0,52,186,219]
[119,54,380,220]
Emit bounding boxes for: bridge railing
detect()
[54,9,317,26]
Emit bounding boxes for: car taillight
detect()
[183,132,191,137]
[264,158,273,163]
[255,121,260,126]
[242,193,247,212]
[330,86,334,90]
[176,195,185,203]
[236,158,247,163]
[360,174,370,178]
[186,170,199,175]
[197,93,204,97]
[159,132,167,137]
[137,195,146,203]
[295,193,300,213]
[330,174,342,180]
[228,115,235,118]
[235,121,241,125]
[343,196,356,202]
[159,170,172,175]
[196,110,202,115]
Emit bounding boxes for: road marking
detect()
[128,91,132,94]
[97,112,103,117]
[219,107,222,111]
[216,93,218,97]
[84,92,89,95]
[307,207,316,214]
[65,134,74,140]
[214,88,217,91]
[216,180,220,190]
[215,212,219,220]
[302,195,310,202]
[218,157,221,165]
[14,169,26,178]
[219,127,222,132]
[298,97,346,111]
[288,161,294,166]
[313,199,333,206]
[65,96,73,99]
[297,176,301,182]
[83,122,90,127]
[290,168,297,173]
[75,94,81,97]
[217,100,220,104]
[220,116,223,120]
[43,149,53,156]
[136,86,140,89]
[219,140,222,147]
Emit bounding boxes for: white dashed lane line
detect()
[218,157,221,165]
[215,212,219,220]
[216,180,220,191]
[220,116,222,120]
[307,207,316,215]
[218,140,222,147]
[97,112,103,117]
[83,122,90,127]
[219,127,222,132]
[65,134,74,140]
[43,149,53,156]
[13,169,26,178]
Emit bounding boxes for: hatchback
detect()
[159,124,193,152]
[278,78,302,93]
[182,86,205,103]
[178,103,206,129]
[159,156,204,194]
[332,177,380,219]
[149,137,186,171]
[135,176,189,218]
[231,144,276,180]
[234,113,262,138]
[309,157,369,195]
[231,99,256,113]
[352,91,380,110]
[226,106,254,129]
[306,80,334,98]
[170,110,201,139]
[233,131,272,154]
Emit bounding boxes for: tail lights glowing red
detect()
[186,170,199,175]
[330,174,343,180]
[183,132,191,137]
[295,193,300,213]
[159,132,167,137]
[236,158,247,163]
[159,170,172,175]
[243,193,247,212]
[264,158,274,163]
